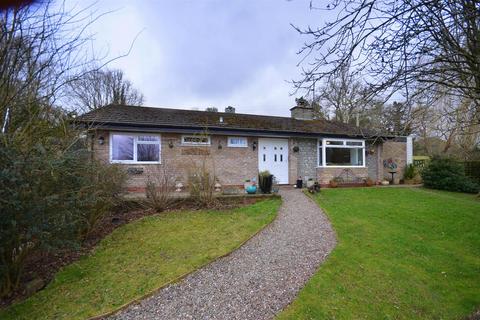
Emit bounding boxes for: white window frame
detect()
[181,135,211,146]
[227,136,248,148]
[109,132,161,164]
[317,138,366,168]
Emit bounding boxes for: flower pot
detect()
[246,185,257,194]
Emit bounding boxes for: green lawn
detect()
[279,188,480,320]
[1,198,281,320]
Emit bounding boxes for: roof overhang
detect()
[75,121,405,141]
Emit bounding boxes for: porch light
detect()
[97,136,105,145]
[169,141,174,148]
[252,141,257,151]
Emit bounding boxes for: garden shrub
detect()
[258,170,273,194]
[187,159,217,207]
[0,140,126,297]
[145,165,175,212]
[421,157,479,193]
[403,163,416,180]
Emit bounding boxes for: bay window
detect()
[110,133,161,163]
[318,138,365,167]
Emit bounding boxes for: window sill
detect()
[110,161,161,164]
[317,165,366,168]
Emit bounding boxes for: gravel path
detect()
[109,188,336,320]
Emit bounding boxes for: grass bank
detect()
[2,198,281,320]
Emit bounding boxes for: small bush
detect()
[258,170,273,194]
[187,159,217,207]
[145,166,175,212]
[422,157,479,193]
[403,164,416,180]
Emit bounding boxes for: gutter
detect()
[75,121,405,141]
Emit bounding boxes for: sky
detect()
[68,0,327,117]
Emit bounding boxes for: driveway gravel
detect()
[109,188,336,320]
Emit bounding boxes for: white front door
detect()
[258,138,289,184]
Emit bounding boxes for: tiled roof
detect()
[76,104,380,137]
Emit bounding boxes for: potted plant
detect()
[258,170,273,193]
[403,164,416,184]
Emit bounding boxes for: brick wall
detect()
[92,130,259,190]
[316,167,369,185]
[92,130,407,190]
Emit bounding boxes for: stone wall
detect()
[366,142,382,182]
[92,130,259,191]
[294,138,318,181]
[380,140,407,184]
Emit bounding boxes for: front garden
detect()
[279,187,480,319]
[0,198,281,320]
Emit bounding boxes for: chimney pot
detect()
[225,106,235,113]
[290,97,314,120]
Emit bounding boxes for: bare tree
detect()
[68,68,144,112]
[315,62,370,124]
[293,0,480,119]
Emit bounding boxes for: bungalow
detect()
[77,101,412,192]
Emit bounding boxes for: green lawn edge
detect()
[278,187,480,320]
[1,198,281,320]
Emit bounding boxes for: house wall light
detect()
[252,141,257,151]
[97,136,105,145]
[169,141,174,148]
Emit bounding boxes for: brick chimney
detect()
[290,97,314,120]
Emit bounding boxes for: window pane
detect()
[346,141,363,146]
[319,148,323,166]
[228,137,247,147]
[138,136,159,142]
[326,140,344,146]
[351,148,364,165]
[326,147,364,166]
[137,144,159,161]
[112,135,134,160]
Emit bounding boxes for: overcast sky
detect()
[74,0,325,116]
